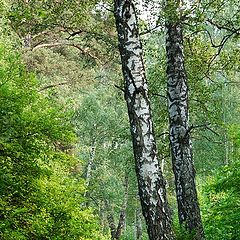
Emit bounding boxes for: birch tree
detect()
[114,1,174,239]
[165,1,204,239]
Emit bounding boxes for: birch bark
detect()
[114,1,174,239]
[84,140,96,198]
[165,6,204,239]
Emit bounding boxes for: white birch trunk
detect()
[114,1,174,239]
[165,2,204,238]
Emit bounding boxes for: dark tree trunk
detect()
[105,174,129,240]
[166,20,204,239]
[105,199,117,240]
[114,1,174,239]
[115,175,128,240]
[135,207,142,240]
[107,211,117,240]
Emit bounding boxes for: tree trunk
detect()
[23,34,32,49]
[166,20,204,239]
[115,174,129,240]
[105,199,117,240]
[105,174,129,240]
[135,208,142,240]
[84,140,96,194]
[114,1,174,239]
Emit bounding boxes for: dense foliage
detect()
[0,43,104,239]
[0,0,239,239]
[202,160,240,240]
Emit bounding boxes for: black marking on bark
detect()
[166,19,204,239]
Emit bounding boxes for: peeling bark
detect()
[166,19,204,240]
[114,1,174,239]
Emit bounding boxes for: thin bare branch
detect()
[157,132,169,138]
[39,81,69,92]
[32,42,103,64]
[140,25,162,36]
[114,84,125,93]
[150,92,167,99]
[207,19,240,34]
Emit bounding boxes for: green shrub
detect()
[202,160,240,240]
[0,42,104,239]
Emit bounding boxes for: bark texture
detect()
[114,1,174,239]
[107,210,117,240]
[166,22,204,239]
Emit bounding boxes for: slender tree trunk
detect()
[105,174,129,240]
[115,174,129,240]
[107,211,117,240]
[135,207,142,240]
[166,20,204,239]
[84,140,96,194]
[23,34,32,49]
[114,1,174,239]
[105,199,117,240]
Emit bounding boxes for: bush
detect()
[0,42,103,239]
[202,160,240,240]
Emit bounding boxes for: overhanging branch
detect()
[38,81,69,92]
[32,41,102,64]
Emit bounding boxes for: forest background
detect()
[0,0,239,239]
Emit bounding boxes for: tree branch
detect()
[150,92,167,99]
[207,31,237,72]
[207,19,240,34]
[157,132,169,138]
[114,84,125,93]
[186,123,219,138]
[205,19,240,73]
[32,42,102,64]
[140,25,162,36]
[38,81,69,92]
[191,98,210,113]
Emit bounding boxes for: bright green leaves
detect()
[201,116,240,239]
[0,41,103,239]
[202,160,240,239]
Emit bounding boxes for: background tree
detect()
[164,1,204,238]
